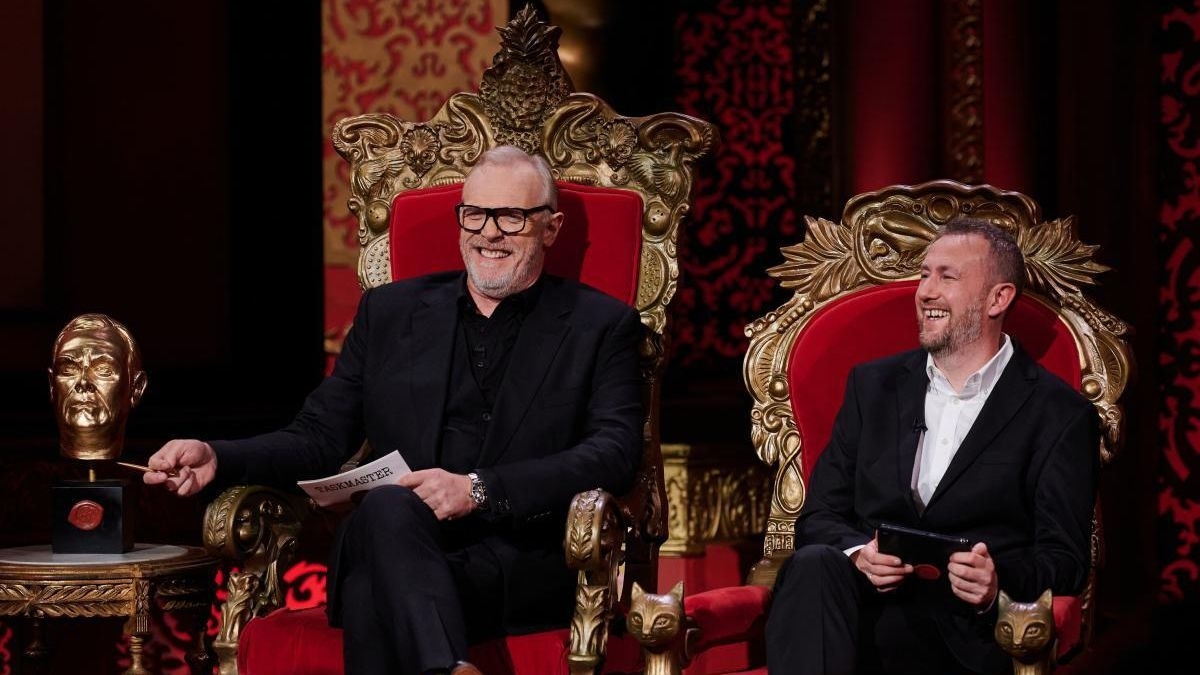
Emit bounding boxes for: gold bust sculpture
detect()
[48,313,147,461]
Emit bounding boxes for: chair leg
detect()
[565,489,624,675]
[567,580,610,675]
[213,571,261,675]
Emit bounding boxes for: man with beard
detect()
[765,219,1099,675]
[50,313,148,461]
[144,146,644,675]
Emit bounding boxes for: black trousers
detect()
[329,485,506,675]
[765,544,1002,675]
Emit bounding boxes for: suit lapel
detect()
[924,346,1037,510]
[478,280,571,467]
[895,351,929,517]
[406,281,459,466]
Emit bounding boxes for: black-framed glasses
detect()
[455,203,552,234]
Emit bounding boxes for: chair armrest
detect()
[203,484,307,674]
[563,488,625,675]
[685,585,772,652]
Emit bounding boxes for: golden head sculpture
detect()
[48,313,147,461]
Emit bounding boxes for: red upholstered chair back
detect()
[787,281,1083,485]
[742,181,1132,664]
[386,181,644,304]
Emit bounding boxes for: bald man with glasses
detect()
[146,146,644,675]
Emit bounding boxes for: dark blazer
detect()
[211,271,644,630]
[796,343,1099,669]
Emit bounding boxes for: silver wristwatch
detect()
[467,472,488,511]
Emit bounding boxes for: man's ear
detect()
[988,282,1017,318]
[47,367,55,402]
[130,370,148,407]
[541,211,564,248]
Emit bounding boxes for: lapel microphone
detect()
[912,418,927,432]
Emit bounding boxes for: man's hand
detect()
[144,439,217,497]
[854,537,913,592]
[398,469,475,521]
[948,542,998,609]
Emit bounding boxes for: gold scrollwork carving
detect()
[743,181,1133,590]
[203,485,304,675]
[0,583,133,618]
[662,444,772,556]
[331,4,717,343]
[565,489,623,675]
[156,577,211,612]
[568,583,610,675]
[768,216,864,303]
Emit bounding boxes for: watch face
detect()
[469,475,486,505]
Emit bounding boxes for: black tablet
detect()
[875,522,972,582]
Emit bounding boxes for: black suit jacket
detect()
[796,343,1099,669]
[211,272,644,630]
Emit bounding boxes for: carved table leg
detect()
[122,579,152,675]
[124,633,151,675]
[21,612,49,675]
[186,602,215,675]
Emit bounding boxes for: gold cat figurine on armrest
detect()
[628,581,697,675]
[995,589,1056,675]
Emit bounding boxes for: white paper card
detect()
[296,450,411,507]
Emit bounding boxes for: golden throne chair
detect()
[199,6,716,675]
[638,181,1131,675]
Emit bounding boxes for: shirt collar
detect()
[925,334,1013,398]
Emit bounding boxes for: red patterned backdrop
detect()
[668,0,799,370]
[1159,0,1200,604]
[322,0,506,371]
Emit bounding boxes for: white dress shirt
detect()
[911,334,1014,510]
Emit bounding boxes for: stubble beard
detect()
[465,246,544,300]
[919,300,984,358]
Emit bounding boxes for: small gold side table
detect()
[0,543,217,675]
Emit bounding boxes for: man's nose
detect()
[479,214,507,239]
[73,376,96,393]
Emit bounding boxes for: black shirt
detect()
[438,278,543,476]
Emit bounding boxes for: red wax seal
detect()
[68,500,104,531]
[913,564,941,581]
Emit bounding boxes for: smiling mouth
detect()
[476,247,511,259]
[922,308,949,320]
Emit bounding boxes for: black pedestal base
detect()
[52,479,134,553]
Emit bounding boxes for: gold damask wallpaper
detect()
[322,0,507,366]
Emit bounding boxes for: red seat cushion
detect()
[1053,594,1083,660]
[238,606,643,675]
[685,585,772,651]
[388,181,644,305]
